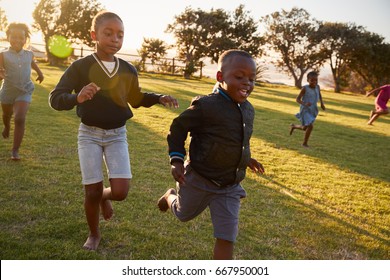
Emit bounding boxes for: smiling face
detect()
[91,17,124,61]
[8,28,27,52]
[216,55,256,104]
[307,75,318,88]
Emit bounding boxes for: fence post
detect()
[172,58,175,75]
[199,61,203,79]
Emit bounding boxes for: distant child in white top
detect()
[0,23,44,160]
[289,71,325,147]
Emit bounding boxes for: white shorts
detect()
[77,123,132,185]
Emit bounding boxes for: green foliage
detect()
[0,3,7,32]
[137,38,169,71]
[348,31,390,88]
[0,65,389,260]
[316,22,368,93]
[262,8,324,89]
[167,5,262,78]
[32,0,103,65]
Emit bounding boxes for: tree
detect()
[206,4,263,64]
[32,0,103,65]
[227,5,263,59]
[167,5,264,79]
[349,31,390,88]
[316,22,367,93]
[262,8,325,88]
[0,1,7,33]
[167,7,229,78]
[138,38,169,71]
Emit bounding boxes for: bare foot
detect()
[289,124,295,135]
[83,234,101,251]
[2,126,10,139]
[11,150,20,161]
[100,199,113,220]
[158,188,176,212]
[302,144,310,148]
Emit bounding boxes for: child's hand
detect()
[77,83,101,103]
[160,95,179,108]
[36,74,44,84]
[171,161,185,184]
[248,158,264,174]
[321,103,326,110]
[305,102,312,107]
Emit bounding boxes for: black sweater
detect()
[49,54,162,129]
[167,89,254,187]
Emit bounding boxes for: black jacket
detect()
[168,89,254,187]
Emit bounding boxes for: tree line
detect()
[1,0,389,92]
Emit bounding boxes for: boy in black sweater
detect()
[50,11,178,250]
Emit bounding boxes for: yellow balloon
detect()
[48,35,73,58]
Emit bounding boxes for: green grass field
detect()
[0,64,389,260]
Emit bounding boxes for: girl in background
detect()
[366,85,390,125]
[290,71,325,147]
[0,23,44,160]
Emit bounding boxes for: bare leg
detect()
[11,101,29,159]
[368,110,388,125]
[302,124,313,147]
[158,188,177,211]
[1,103,13,139]
[369,110,374,120]
[83,179,129,250]
[213,238,234,260]
[100,178,130,220]
[290,123,304,135]
[83,182,103,250]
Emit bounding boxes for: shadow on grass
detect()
[239,175,389,259]
[252,105,390,183]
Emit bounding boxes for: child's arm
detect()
[318,85,326,110]
[0,52,5,80]
[248,158,264,174]
[366,87,381,97]
[159,95,179,108]
[31,60,44,84]
[171,161,185,184]
[296,87,310,106]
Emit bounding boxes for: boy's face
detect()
[91,17,124,60]
[217,56,256,104]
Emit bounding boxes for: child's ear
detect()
[216,71,223,82]
[90,31,97,41]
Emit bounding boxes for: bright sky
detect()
[1,0,390,52]
[1,0,389,84]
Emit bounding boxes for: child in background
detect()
[49,11,178,251]
[290,71,325,147]
[0,23,44,160]
[366,85,390,125]
[158,49,264,260]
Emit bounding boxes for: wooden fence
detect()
[23,42,204,78]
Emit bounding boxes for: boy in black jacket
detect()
[158,49,264,259]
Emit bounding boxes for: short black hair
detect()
[91,10,123,32]
[218,49,254,71]
[307,71,318,79]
